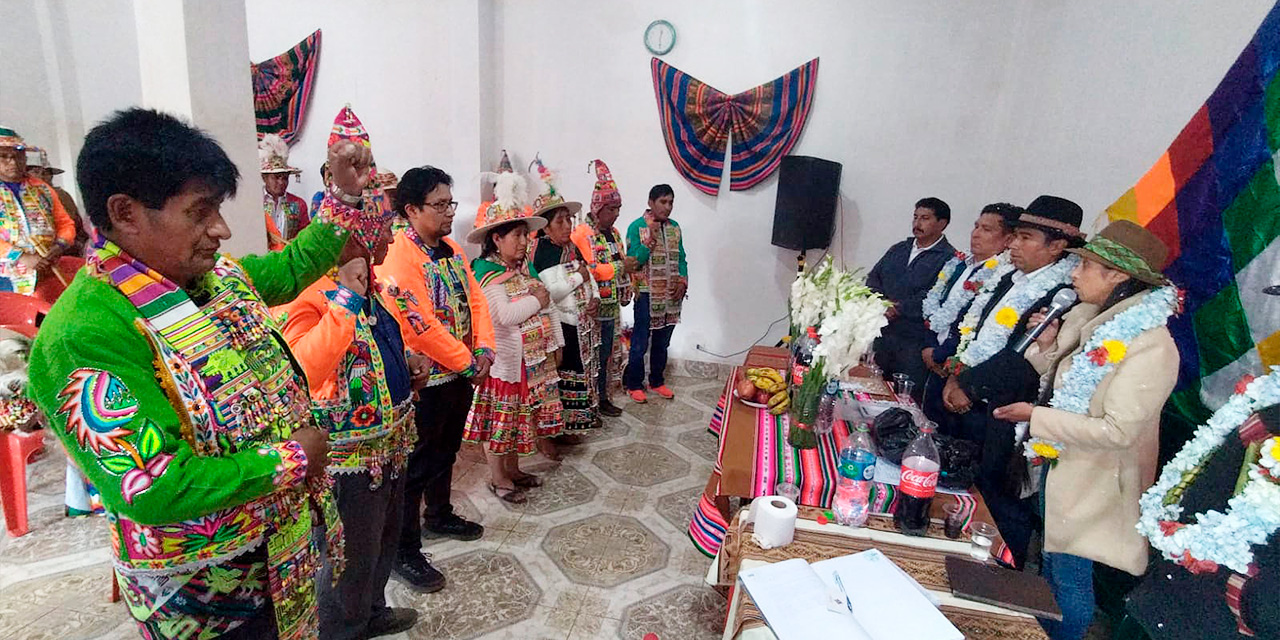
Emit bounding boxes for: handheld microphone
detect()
[1013,289,1078,354]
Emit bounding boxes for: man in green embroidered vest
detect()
[26,108,380,639]
[623,183,687,403]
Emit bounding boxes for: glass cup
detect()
[969,522,997,561]
[898,380,916,402]
[775,482,801,503]
[943,502,965,539]
[892,373,910,392]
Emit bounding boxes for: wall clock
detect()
[644,20,676,56]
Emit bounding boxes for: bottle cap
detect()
[920,421,937,433]
[825,380,840,394]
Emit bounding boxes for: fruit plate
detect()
[732,387,769,409]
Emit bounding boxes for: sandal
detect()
[512,473,543,488]
[488,483,527,504]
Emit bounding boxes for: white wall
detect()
[496,0,1276,363]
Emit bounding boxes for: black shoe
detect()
[424,512,484,541]
[392,551,446,593]
[599,400,623,417]
[366,607,419,638]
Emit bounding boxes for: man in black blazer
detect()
[866,197,956,396]
[939,195,1087,569]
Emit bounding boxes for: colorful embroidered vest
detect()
[635,217,683,328]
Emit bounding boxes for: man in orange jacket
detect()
[375,165,496,592]
[0,126,76,297]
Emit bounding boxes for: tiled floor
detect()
[0,375,730,640]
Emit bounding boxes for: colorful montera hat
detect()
[589,158,621,215]
[467,150,546,244]
[528,154,583,220]
[0,126,25,150]
[328,104,371,150]
[258,134,301,174]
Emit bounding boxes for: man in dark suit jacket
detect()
[867,197,956,397]
[940,195,1087,569]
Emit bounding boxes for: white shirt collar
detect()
[913,235,944,253]
[1013,261,1054,284]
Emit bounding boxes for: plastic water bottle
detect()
[833,423,876,527]
[814,380,839,437]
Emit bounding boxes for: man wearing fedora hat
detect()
[25,146,88,255]
[992,219,1179,639]
[941,194,1087,568]
[0,127,77,296]
[260,133,311,251]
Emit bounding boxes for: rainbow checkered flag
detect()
[1106,3,1280,429]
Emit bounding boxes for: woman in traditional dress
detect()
[463,183,564,504]
[993,220,1180,640]
[528,157,601,450]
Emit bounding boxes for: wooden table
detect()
[712,505,1048,640]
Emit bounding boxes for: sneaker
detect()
[367,607,419,637]
[392,551,446,593]
[425,512,484,541]
[651,385,675,399]
[599,399,623,417]
[628,389,648,403]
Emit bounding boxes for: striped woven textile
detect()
[1105,4,1280,429]
[252,29,322,144]
[651,57,819,195]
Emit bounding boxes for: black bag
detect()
[871,407,980,490]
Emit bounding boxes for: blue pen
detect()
[832,570,853,614]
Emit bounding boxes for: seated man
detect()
[26,108,381,638]
[940,195,1086,568]
[919,203,1019,432]
[867,197,956,397]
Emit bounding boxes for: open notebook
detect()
[739,549,962,640]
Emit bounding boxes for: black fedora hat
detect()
[1017,195,1086,245]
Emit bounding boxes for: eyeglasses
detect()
[426,200,458,212]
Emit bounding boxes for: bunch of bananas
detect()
[745,368,790,415]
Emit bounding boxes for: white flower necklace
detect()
[926,253,1011,344]
[1136,369,1280,574]
[955,254,1079,368]
[1021,287,1180,464]
[921,253,965,324]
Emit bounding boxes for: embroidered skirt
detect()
[558,323,601,432]
[463,362,563,455]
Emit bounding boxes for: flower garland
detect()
[926,252,1011,344]
[1136,369,1280,574]
[953,254,1078,368]
[1022,286,1180,465]
[921,252,966,324]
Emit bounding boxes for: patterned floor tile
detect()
[0,506,106,564]
[592,443,690,487]
[619,584,726,640]
[10,609,118,640]
[0,562,120,637]
[387,550,542,640]
[688,384,727,411]
[573,415,632,444]
[622,397,707,428]
[653,485,702,533]
[498,461,599,516]
[600,487,650,513]
[541,514,670,588]
[24,439,66,497]
[675,427,718,461]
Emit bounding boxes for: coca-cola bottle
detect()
[893,421,940,536]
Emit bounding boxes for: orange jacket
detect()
[571,223,617,282]
[375,232,495,381]
[277,276,364,399]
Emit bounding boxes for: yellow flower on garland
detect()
[1031,441,1060,459]
[1101,339,1127,363]
[937,270,948,281]
[994,306,1019,328]
[960,326,973,335]
[984,258,998,269]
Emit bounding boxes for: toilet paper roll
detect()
[746,495,798,549]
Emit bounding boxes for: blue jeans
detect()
[598,318,615,398]
[1040,552,1095,640]
[624,293,675,390]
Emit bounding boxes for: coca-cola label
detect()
[899,466,938,498]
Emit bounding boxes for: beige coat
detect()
[1027,291,1179,575]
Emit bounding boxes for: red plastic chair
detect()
[0,292,51,338]
[32,256,85,306]
[1,429,46,537]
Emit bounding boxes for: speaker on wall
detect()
[771,155,842,251]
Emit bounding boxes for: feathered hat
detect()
[467,150,546,244]
[258,134,301,175]
[589,158,621,217]
[0,126,25,150]
[528,154,582,221]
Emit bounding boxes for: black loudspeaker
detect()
[771,155,842,251]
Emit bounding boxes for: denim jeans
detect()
[624,293,675,390]
[598,318,615,398]
[1040,552,1095,640]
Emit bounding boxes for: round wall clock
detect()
[644,20,676,56]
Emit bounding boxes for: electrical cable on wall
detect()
[694,248,827,359]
